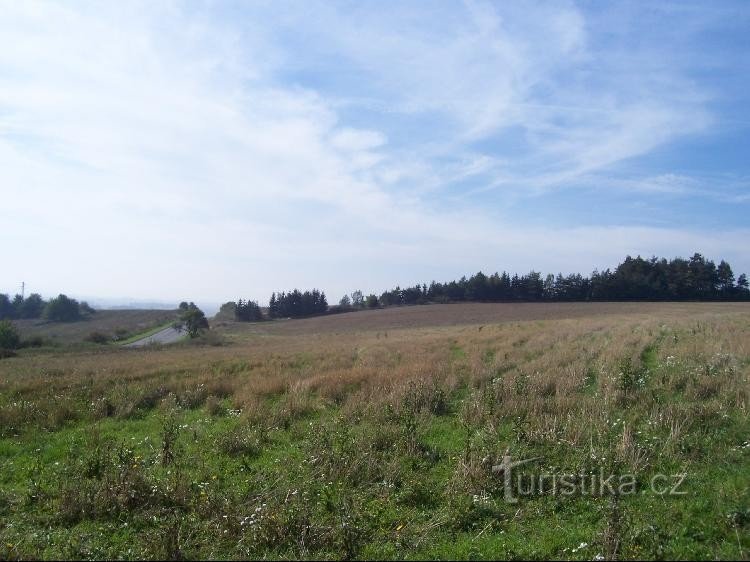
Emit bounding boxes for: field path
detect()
[123,325,184,347]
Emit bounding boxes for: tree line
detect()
[222,253,750,324]
[223,289,329,322]
[366,253,749,307]
[269,289,328,318]
[0,293,95,322]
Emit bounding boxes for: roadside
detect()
[122,325,186,347]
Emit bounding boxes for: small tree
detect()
[268,293,278,318]
[179,303,209,338]
[0,320,20,350]
[365,294,379,308]
[351,290,364,308]
[339,294,351,307]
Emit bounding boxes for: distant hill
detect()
[12,309,180,345]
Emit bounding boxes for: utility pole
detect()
[21,281,25,299]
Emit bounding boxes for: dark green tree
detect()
[236,299,264,321]
[43,294,81,322]
[351,290,364,308]
[11,294,23,317]
[0,294,14,320]
[269,293,278,318]
[717,260,735,297]
[737,274,749,298]
[20,293,46,318]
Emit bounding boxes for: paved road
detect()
[124,326,185,347]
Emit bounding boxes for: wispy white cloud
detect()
[0,1,747,301]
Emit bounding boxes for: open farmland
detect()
[0,302,749,559]
[12,309,181,345]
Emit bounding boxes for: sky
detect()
[1,0,749,307]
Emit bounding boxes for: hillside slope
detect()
[12,309,180,344]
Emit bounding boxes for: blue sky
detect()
[1,1,749,305]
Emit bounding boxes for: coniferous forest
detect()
[226,253,749,322]
[376,253,749,306]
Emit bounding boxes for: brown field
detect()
[4,301,748,422]
[12,308,180,344]
[218,300,746,335]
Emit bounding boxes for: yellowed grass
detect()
[1,302,748,441]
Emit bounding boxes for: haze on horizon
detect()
[2,1,749,305]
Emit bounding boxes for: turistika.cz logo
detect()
[491,454,687,504]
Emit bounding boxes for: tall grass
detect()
[0,304,748,559]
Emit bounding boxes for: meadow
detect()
[0,302,748,560]
[11,309,180,346]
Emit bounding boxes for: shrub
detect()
[217,426,264,458]
[113,327,130,341]
[0,320,20,351]
[85,331,110,344]
[191,331,225,347]
[20,335,46,348]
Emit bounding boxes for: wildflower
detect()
[571,542,588,553]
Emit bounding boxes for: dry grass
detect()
[1,302,748,435]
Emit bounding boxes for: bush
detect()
[190,331,225,347]
[0,320,20,351]
[113,328,130,341]
[43,294,81,322]
[20,335,46,348]
[85,331,110,345]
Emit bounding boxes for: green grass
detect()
[2,387,745,560]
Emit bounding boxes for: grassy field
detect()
[12,309,180,345]
[0,302,748,560]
